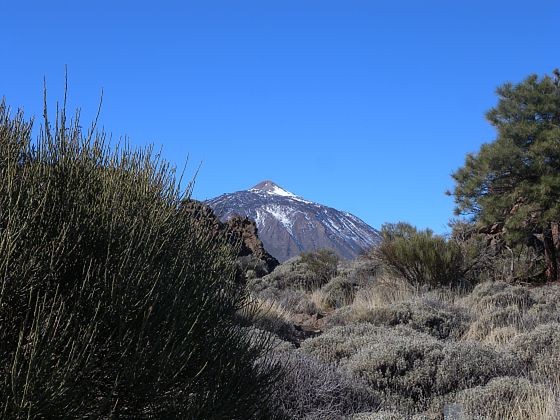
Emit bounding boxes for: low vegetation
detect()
[1,70,558,418]
[250,251,560,418]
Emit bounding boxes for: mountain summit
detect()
[250,180,289,193]
[206,181,380,262]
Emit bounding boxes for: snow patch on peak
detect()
[249,181,311,203]
[270,184,297,197]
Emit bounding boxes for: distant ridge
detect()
[206,181,381,262]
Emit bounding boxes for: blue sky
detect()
[2,1,558,233]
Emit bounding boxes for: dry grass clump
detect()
[480,326,520,347]
[523,301,560,327]
[248,256,329,317]
[457,281,557,342]
[344,276,414,318]
[529,283,560,304]
[255,285,318,315]
[268,350,378,419]
[455,376,556,420]
[460,282,560,344]
[322,276,467,339]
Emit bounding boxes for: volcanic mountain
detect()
[206,181,381,262]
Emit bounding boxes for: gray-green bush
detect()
[0,98,280,418]
[462,281,535,312]
[455,377,554,419]
[301,324,519,413]
[356,297,469,339]
[509,323,560,372]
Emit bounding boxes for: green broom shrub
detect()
[375,222,465,289]
[0,97,280,419]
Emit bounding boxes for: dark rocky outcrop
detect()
[224,216,280,273]
[181,200,279,277]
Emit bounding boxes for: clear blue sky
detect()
[2,1,558,233]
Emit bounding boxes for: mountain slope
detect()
[206,181,381,262]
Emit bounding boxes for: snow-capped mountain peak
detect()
[250,180,296,197]
[206,181,381,262]
[249,180,310,203]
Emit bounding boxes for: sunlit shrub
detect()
[375,222,465,289]
[300,323,385,365]
[509,323,560,371]
[249,256,317,292]
[463,305,524,341]
[456,377,555,419]
[462,281,534,312]
[320,276,356,309]
[355,297,469,339]
[299,248,340,290]
[303,324,519,413]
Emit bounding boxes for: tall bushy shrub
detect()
[300,248,339,290]
[376,222,465,289]
[0,98,280,419]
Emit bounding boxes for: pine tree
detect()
[451,71,560,282]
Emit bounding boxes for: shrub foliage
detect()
[0,98,279,418]
[375,222,465,288]
[300,248,339,290]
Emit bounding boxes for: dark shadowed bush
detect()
[0,99,280,418]
[450,220,545,285]
[376,222,465,289]
[268,350,378,419]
